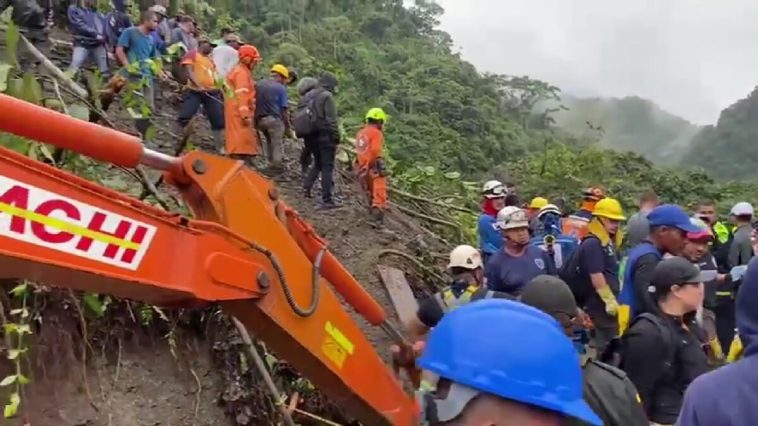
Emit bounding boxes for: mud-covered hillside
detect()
[0,34,450,426]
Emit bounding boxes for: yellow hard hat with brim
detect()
[270,64,289,79]
[592,198,626,221]
[529,197,549,210]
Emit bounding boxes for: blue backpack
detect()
[529,213,579,269]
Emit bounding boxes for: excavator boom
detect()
[0,94,417,425]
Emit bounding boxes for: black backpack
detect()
[558,235,597,306]
[293,91,320,138]
[600,313,676,370]
[582,360,649,426]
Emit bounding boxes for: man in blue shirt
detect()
[255,64,292,172]
[485,207,556,296]
[115,9,160,139]
[478,180,506,264]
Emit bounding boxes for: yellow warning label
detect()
[321,322,354,369]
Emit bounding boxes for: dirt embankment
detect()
[0,38,448,425]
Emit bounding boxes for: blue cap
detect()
[647,204,700,233]
[417,299,602,425]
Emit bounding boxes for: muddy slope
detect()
[0,39,446,425]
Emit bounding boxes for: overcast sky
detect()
[436,0,758,125]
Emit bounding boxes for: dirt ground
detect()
[0,39,447,424]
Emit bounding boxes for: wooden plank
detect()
[377,264,418,328]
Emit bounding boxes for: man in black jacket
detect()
[303,72,341,209]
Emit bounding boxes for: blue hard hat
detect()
[417,299,601,425]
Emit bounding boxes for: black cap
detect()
[520,275,577,328]
[649,256,717,297]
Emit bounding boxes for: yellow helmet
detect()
[270,64,289,79]
[529,197,549,210]
[592,198,626,221]
[366,107,387,123]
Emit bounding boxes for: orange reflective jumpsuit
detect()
[224,63,258,155]
[355,124,388,209]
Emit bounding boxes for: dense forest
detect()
[549,95,701,166]
[180,0,756,211]
[681,87,758,181]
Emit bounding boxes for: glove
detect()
[597,286,619,316]
[730,265,748,281]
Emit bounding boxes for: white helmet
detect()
[496,206,529,230]
[537,204,562,219]
[730,202,754,217]
[149,4,167,15]
[482,180,506,199]
[447,245,483,270]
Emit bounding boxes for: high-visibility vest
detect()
[713,221,731,245]
[433,284,493,313]
[562,215,591,240]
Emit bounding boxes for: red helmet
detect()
[238,45,261,63]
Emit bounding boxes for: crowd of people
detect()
[49,3,758,424]
[397,182,757,425]
[61,0,391,218]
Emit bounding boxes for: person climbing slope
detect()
[302,72,340,209]
[67,0,109,77]
[478,180,507,264]
[223,44,260,160]
[176,37,225,151]
[355,107,389,225]
[256,64,292,173]
[294,76,320,176]
[485,207,556,296]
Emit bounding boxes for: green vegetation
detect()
[196,0,758,218]
[681,87,758,181]
[547,95,700,166]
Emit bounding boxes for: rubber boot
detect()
[370,207,385,228]
[135,119,152,141]
[212,129,225,154]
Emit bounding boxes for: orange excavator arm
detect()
[0,94,417,425]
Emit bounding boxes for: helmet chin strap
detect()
[504,234,529,249]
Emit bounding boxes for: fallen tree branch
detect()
[116,165,170,210]
[139,123,193,200]
[231,317,296,426]
[17,33,88,98]
[391,202,459,230]
[390,188,475,214]
[378,249,446,284]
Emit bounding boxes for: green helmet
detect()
[365,107,387,123]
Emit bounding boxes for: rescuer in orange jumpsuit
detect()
[224,44,261,160]
[355,108,389,227]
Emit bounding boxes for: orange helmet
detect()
[582,186,605,202]
[238,45,261,63]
